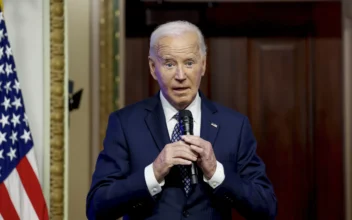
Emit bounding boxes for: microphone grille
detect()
[178,109,193,119]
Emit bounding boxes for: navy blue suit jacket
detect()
[86,91,277,220]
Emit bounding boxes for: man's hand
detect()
[153,141,198,183]
[181,135,217,180]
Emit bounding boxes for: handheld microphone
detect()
[178,110,198,185]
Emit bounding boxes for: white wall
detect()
[3,0,47,188]
[67,0,91,218]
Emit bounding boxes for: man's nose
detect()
[175,66,186,81]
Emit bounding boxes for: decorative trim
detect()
[99,0,115,149]
[113,0,120,110]
[118,0,125,108]
[50,0,65,218]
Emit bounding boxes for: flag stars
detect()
[7,147,16,161]
[11,114,20,128]
[1,96,11,111]
[4,81,11,94]
[13,80,20,94]
[5,45,12,59]
[0,64,4,75]
[0,131,6,145]
[5,63,13,76]
[20,129,31,144]
[0,47,3,60]
[12,97,22,110]
[23,114,29,127]
[0,114,9,128]
[10,131,18,145]
[0,149,3,159]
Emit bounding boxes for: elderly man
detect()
[86,20,277,220]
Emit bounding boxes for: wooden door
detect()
[125,1,344,219]
[249,38,311,219]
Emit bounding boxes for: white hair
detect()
[149,20,207,57]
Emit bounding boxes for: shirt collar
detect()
[159,91,201,123]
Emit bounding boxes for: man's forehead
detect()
[156,47,200,56]
[156,32,199,47]
[155,43,200,58]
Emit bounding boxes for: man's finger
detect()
[190,145,204,155]
[173,149,198,161]
[181,135,203,147]
[170,140,189,147]
[173,158,192,166]
[172,145,195,155]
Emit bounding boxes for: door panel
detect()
[313,38,344,220]
[248,39,312,219]
[210,38,248,115]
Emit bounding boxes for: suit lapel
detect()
[200,93,219,148]
[144,93,170,152]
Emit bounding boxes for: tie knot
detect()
[173,113,179,120]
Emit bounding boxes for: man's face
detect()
[149,32,206,110]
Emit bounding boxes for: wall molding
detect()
[98,0,125,151]
[99,0,114,150]
[50,0,65,218]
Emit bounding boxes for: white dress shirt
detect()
[144,92,225,196]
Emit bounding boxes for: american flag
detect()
[0,7,49,220]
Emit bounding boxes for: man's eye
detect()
[186,61,194,67]
[165,63,174,68]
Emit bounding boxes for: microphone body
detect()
[178,110,198,185]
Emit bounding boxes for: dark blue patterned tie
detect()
[171,113,191,195]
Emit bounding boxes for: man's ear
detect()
[148,56,158,80]
[201,55,206,77]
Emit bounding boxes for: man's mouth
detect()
[173,87,188,90]
[173,87,189,92]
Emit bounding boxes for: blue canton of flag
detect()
[0,11,33,185]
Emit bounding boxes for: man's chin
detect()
[173,98,193,110]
